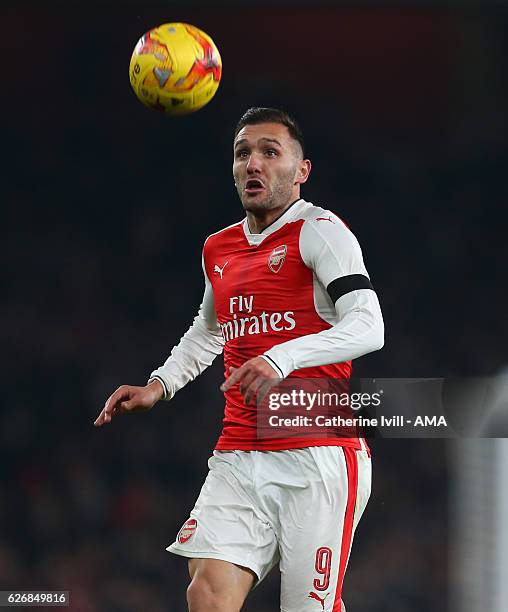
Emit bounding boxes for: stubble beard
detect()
[237,170,296,216]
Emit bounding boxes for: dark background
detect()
[2,4,507,611]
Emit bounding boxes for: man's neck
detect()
[246,198,300,234]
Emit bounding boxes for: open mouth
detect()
[245,179,265,194]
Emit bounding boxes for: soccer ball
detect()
[129,22,222,115]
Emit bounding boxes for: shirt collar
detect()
[242,198,308,245]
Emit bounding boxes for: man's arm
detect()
[221,214,384,399]
[94,263,224,426]
[261,288,383,377]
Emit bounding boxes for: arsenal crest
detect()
[177,518,197,544]
[268,245,287,273]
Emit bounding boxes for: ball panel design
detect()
[129,22,222,115]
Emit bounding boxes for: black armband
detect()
[327,274,374,303]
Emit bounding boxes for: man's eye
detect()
[265,149,278,157]
[237,150,249,158]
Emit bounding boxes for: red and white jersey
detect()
[150,199,383,451]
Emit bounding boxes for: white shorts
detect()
[167,446,371,612]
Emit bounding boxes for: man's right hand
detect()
[94,379,165,427]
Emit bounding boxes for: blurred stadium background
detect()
[2,2,508,610]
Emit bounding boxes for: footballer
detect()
[95,107,384,612]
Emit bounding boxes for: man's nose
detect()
[246,152,262,173]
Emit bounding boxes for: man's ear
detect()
[295,159,312,185]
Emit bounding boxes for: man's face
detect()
[233,122,308,214]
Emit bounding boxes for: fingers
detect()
[243,371,280,406]
[244,376,266,406]
[94,386,131,427]
[256,378,278,407]
[94,407,112,427]
[220,358,281,406]
[119,398,136,412]
[239,369,260,401]
[220,364,260,404]
[220,366,241,392]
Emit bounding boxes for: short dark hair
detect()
[234,107,305,156]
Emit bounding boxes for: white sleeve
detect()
[261,216,384,378]
[148,262,224,400]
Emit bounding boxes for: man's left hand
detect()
[220,357,280,405]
